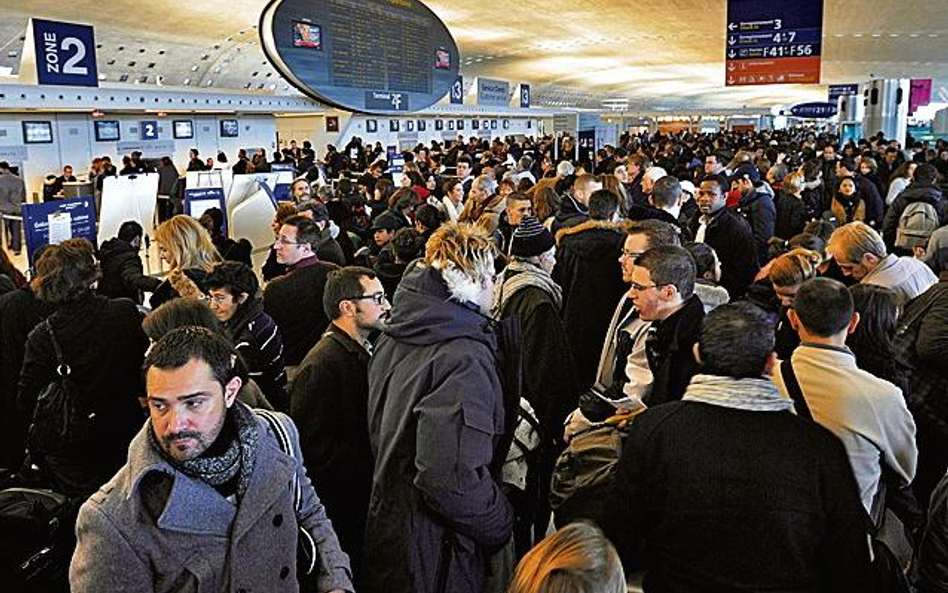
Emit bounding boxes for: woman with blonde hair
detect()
[507,522,625,593]
[150,214,221,309]
[770,247,823,358]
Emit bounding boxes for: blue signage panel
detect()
[828,83,859,103]
[259,0,460,114]
[140,120,159,140]
[23,198,97,265]
[31,19,98,87]
[520,84,531,108]
[450,75,464,104]
[789,102,837,119]
[725,0,823,86]
[184,187,228,237]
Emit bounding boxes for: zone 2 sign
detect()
[30,19,98,87]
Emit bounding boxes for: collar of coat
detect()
[117,406,296,540]
[555,219,628,245]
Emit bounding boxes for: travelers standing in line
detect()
[150,215,221,310]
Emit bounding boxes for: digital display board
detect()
[260,0,460,114]
[22,121,53,144]
[94,120,120,142]
[173,120,194,139]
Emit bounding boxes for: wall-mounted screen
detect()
[94,120,121,142]
[22,121,53,144]
[366,119,378,133]
[173,120,194,139]
[261,0,460,114]
[292,21,322,48]
[220,119,239,138]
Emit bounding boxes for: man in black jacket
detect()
[551,174,599,234]
[290,266,390,587]
[98,221,161,304]
[607,303,872,591]
[882,163,947,247]
[729,163,776,266]
[263,216,339,379]
[690,174,758,299]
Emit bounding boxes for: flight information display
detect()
[260,0,460,114]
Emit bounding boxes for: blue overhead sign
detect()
[23,198,97,265]
[725,0,823,86]
[477,78,510,107]
[140,120,159,140]
[828,83,859,103]
[788,102,837,119]
[30,18,98,87]
[520,84,531,108]
[450,75,464,104]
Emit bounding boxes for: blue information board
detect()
[450,76,464,104]
[520,84,531,108]
[725,0,823,85]
[31,18,98,87]
[22,198,97,265]
[828,84,859,104]
[789,102,837,119]
[140,120,159,140]
[184,187,228,237]
[260,0,460,114]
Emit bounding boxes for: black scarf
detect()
[150,401,259,499]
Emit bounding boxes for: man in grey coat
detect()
[0,161,26,254]
[70,326,353,593]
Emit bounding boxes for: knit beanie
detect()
[511,216,554,258]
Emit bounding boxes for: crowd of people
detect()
[5,126,948,592]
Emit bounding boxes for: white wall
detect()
[0,113,278,200]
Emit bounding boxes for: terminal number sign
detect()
[724,0,823,86]
[30,19,98,87]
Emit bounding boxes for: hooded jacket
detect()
[550,194,589,235]
[882,180,947,247]
[97,237,161,304]
[364,263,513,593]
[552,219,628,388]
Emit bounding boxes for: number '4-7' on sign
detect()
[21,18,99,87]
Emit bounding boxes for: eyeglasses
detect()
[345,292,388,305]
[202,293,232,305]
[273,237,302,246]
[630,282,670,292]
[621,249,645,260]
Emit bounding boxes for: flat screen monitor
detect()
[220,119,239,138]
[292,21,322,49]
[94,120,121,142]
[22,121,53,144]
[173,120,194,139]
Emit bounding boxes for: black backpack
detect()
[27,321,94,459]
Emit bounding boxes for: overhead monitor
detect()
[22,121,53,144]
[173,120,194,139]
[260,0,460,114]
[220,119,239,138]
[94,120,120,142]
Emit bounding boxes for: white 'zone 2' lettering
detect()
[43,32,89,76]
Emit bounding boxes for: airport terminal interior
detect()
[3,0,948,591]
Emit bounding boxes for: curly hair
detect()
[425,221,496,283]
[32,238,100,305]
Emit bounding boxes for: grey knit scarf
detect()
[150,401,259,498]
[491,260,562,317]
[682,374,794,412]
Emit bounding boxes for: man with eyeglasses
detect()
[290,267,390,587]
[263,215,339,384]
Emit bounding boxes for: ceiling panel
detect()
[0,0,946,112]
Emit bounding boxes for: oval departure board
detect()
[260,0,460,114]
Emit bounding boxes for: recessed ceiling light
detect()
[889,33,899,37]
[871,33,881,37]
[853,33,863,37]
[183,78,191,85]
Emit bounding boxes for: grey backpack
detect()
[896,201,939,249]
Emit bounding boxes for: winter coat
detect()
[915,470,948,591]
[263,257,339,366]
[227,299,288,412]
[689,208,759,299]
[290,323,373,583]
[364,263,513,593]
[882,180,947,247]
[607,399,872,592]
[550,194,589,235]
[773,191,808,240]
[97,238,161,304]
[0,170,26,214]
[69,407,354,593]
[735,189,776,266]
[552,220,628,388]
[642,294,704,406]
[18,294,148,496]
[830,192,868,226]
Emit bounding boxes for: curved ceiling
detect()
[1,0,947,113]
